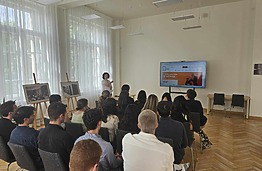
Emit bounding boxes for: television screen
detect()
[160,61,206,88]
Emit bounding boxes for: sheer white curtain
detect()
[65,6,113,106]
[0,0,60,104]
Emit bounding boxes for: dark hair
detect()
[118,91,129,110]
[101,90,110,100]
[137,90,146,103]
[49,94,61,103]
[82,109,102,131]
[102,98,117,122]
[76,98,88,110]
[102,72,110,79]
[0,100,16,117]
[157,101,171,118]
[171,95,190,117]
[48,102,67,121]
[121,84,130,92]
[187,89,197,100]
[161,92,172,102]
[119,104,139,132]
[13,106,35,124]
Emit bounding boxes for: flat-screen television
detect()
[160,61,207,88]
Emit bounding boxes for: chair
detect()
[7,142,38,171]
[211,93,225,115]
[99,127,110,142]
[157,137,174,148]
[65,122,84,141]
[116,129,129,154]
[38,148,66,171]
[183,122,197,171]
[44,118,50,127]
[228,94,245,118]
[0,137,15,170]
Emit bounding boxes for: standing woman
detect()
[102,72,113,92]
[142,94,159,115]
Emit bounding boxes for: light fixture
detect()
[127,32,144,36]
[81,14,101,20]
[171,14,195,21]
[109,25,126,30]
[35,0,62,5]
[183,25,202,30]
[153,0,183,7]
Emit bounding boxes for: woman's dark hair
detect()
[76,98,88,110]
[161,92,172,102]
[119,104,139,133]
[171,95,190,116]
[187,89,197,100]
[102,72,110,79]
[121,84,130,92]
[102,98,118,122]
[118,91,129,110]
[137,90,146,104]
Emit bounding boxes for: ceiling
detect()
[58,0,243,20]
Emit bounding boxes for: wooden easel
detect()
[31,73,48,129]
[65,73,78,115]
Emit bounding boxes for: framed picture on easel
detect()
[61,81,81,98]
[23,83,51,104]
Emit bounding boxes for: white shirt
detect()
[101,115,119,142]
[122,132,174,171]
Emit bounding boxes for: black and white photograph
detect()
[61,81,81,97]
[23,83,50,104]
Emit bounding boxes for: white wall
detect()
[118,0,255,111]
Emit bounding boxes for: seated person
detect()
[97,90,111,109]
[161,92,172,103]
[134,90,147,112]
[155,101,188,164]
[101,98,119,142]
[0,101,17,159]
[9,106,43,169]
[75,108,123,170]
[171,95,190,123]
[71,98,90,131]
[118,104,140,134]
[44,94,61,119]
[70,139,102,171]
[122,109,189,171]
[38,102,74,171]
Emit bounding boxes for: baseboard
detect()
[249,116,262,120]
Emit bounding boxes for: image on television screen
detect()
[160,61,207,88]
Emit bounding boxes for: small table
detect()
[207,94,250,119]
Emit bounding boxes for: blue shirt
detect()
[75,132,122,170]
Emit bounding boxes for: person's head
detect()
[161,92,172,102]
[121,84,130,92]
[118,90,129,109]
[187,89,197,100]
[123,104,139,123]
[138,110,158,134]
[48,102,67,123]
[49,94,61,103]
[102,98,117,122]
[70,139,102,171]
[137,90,147,103]
[0,100,17,118]
[76,98,88,111]
[101,90,111,100]
[157,101,171,118]
[13,106,35,125]
[172,95,189,115]
[82,109,102,131]
[102,72,110,80]
[142,94,159,113]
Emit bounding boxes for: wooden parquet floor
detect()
[1,111,262,171]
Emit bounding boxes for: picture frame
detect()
[23,83,51,104]
[61,81,81,98]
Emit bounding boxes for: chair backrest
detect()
[213,93,225,105]
[157,137,174,147]
[231,94,244,107]
[188,112,201,133]
[0,136,15,163]
[65,122,84,141]
[44,118,50,127]
[99,127,110,142]
[183,122,194,147]
[38,148,66,171]
[116,129,129,153]
[7,142,38,171]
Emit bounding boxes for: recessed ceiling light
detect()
[171,14,195,21]
[35,0,62,5]
[109,25,126,30]
[153,0,183,7]
[127,32,144,36]
[81,14,101,20]
[183,25,202,30]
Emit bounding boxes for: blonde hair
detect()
[70,139,102,171]
[142,94,158,113]
[138,109,157,134]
